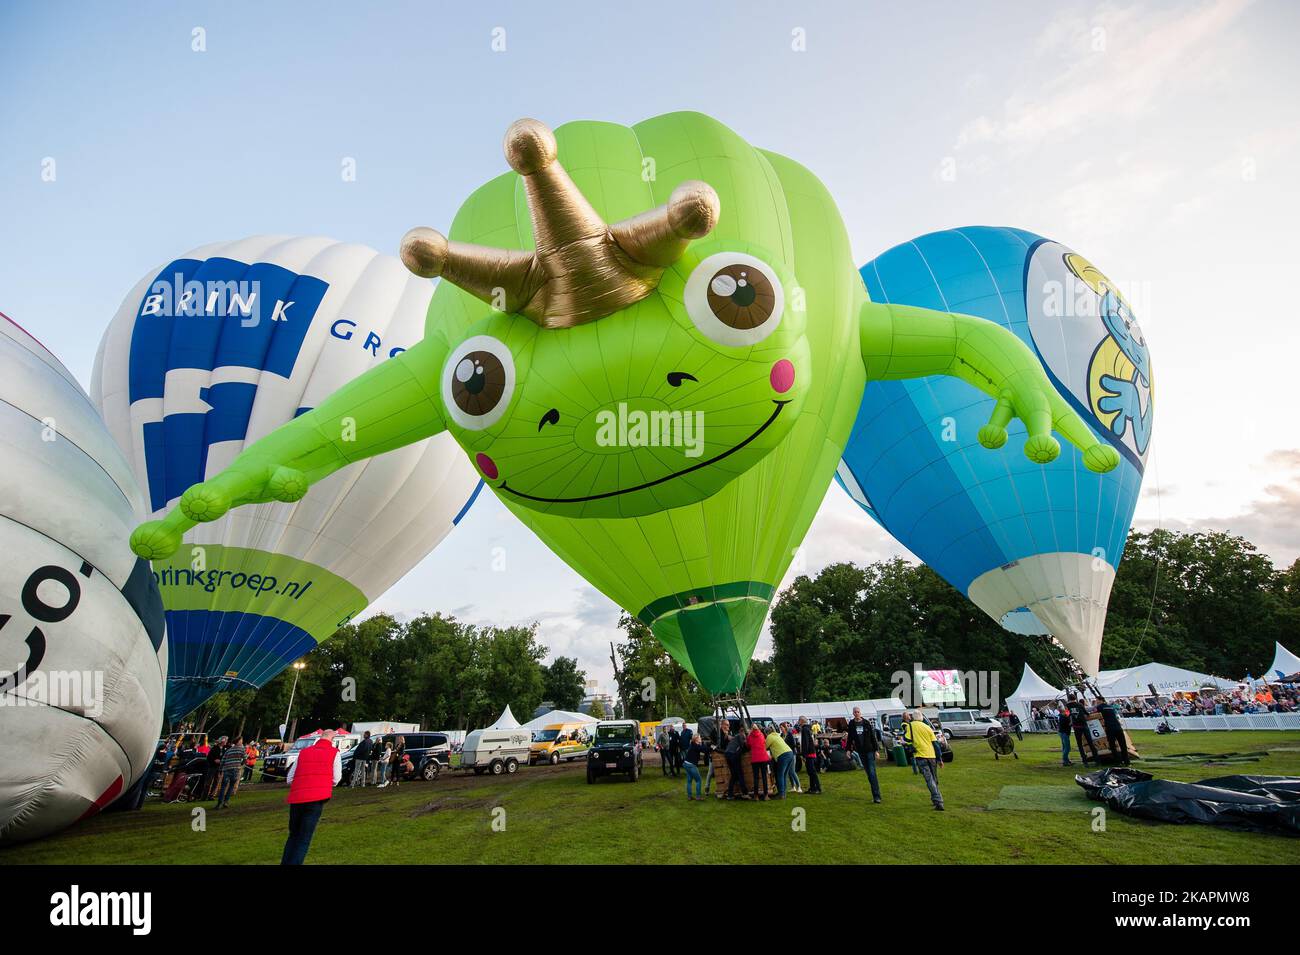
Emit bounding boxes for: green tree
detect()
[613,613,710,720]
[540,655,587,710]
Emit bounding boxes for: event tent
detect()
[520,709,600,732]
[746,698,904,724]
[1267,642,1300,681]
[1005,663,1065,724]
[486,706,521,730]
[1093,662,1237,698]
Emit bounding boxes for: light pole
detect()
[282,661,306,741]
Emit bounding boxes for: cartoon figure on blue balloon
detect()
[1094,287,1152,454]
[1065,252,1154,457]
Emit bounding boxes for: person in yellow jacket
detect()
[903,712,945,812]
[764,727,795,799]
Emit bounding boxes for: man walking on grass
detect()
[1057,706,1074,766]
[281,729,342,865]
[214,735,246,809]
[846,706,882,804]
[903,712,944,812]
[351,731,374,787]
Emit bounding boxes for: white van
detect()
[460,728,531,776]
[934,709,1002,739]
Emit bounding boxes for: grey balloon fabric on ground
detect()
[1076,767,1300,835]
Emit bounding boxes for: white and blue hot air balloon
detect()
[837,227,1152,675]
[1,312,166,843]
[92,237,482,722]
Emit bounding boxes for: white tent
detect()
[1005,663,1065,724]
[520,708,599,732]
[1267,642,1300,681]
[486,705,521,730]
[1093,662,1237,698]
[746,698,904,724]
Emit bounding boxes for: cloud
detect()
[955,0,1254,155]
[1137,449,1300,566]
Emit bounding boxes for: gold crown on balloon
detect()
[399,118,721,329]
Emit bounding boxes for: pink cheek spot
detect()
[770,359,795,394]
[475,453,499,481]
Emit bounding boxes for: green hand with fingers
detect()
[859,301,1119,473]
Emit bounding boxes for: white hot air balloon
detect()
[91,237,482,722]
[1,311,166,843]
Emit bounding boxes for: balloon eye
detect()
[451,352,503,413]
[443,336,515,430]
[685,252,784,347]
[707,265,772,328]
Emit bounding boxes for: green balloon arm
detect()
[859,300,1119,472]
[129,338,450,560]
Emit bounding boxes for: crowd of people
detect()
[151,734,260,807]
[657,708,946,812]
[346,731,415,788]
[1030,684,1298,725]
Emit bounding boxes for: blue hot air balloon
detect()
[837,227,1152,675]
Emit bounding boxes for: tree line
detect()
[185,528,1299,737]
[766,529,1299,704]
[185,615,589,740]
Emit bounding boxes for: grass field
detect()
[4,731,1299,864]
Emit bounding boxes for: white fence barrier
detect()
[1031,713,1300,731]
[1121,713,1300,731]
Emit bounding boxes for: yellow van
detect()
[639,721,661,746]
[529,723,590,765]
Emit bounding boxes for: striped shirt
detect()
[220,746,246,772]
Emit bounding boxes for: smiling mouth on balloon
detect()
[498,400,791,505]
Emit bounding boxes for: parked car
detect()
[587,719,643,783]
[934,708,1002,739]
[262,732,363,782]
[529,723,591,765]
[372,732,453,781]
[460,728,531,775]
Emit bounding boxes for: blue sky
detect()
[3,0,1297,689]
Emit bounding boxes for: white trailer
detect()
[459,728,531,776]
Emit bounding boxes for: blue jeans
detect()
[782,753,801,792]
[861,749,881,799]
[683,761,702,797]
[215,768,240,806]
[1059,732,1072,764]
[281,799,326,865]
[916,758,943,808]
[774,751,795,797]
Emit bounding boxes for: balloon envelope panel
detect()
[92,238,481,721]
[1,313,165,843]
[838,227,1151,674]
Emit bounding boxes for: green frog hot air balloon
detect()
[130,113,1117,696]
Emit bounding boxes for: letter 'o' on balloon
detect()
[1,312,165,842]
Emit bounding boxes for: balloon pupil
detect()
[731,283,756,307]
[466,366,485,395]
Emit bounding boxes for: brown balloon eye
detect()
[705,265,776,330]
[451,351,506,416]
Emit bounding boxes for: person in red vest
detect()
[281,729,342,865]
